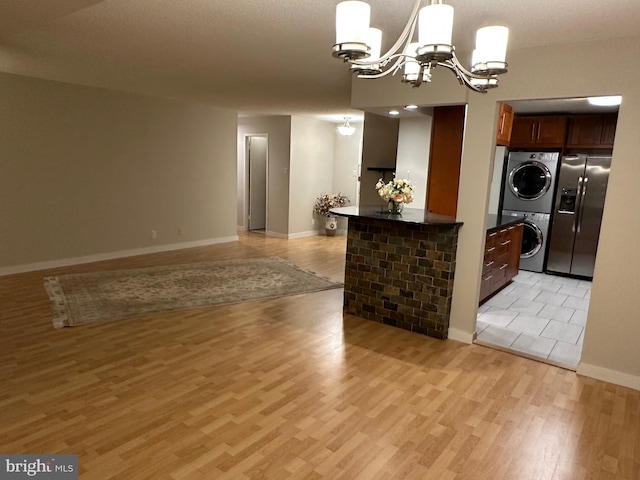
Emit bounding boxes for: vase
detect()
[324,216,337,236]
[388,200,404,214]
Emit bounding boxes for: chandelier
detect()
[332,0,509,93]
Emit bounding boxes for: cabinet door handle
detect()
[499,264,508,270]
[488,232,497,237]
[500,114,506,134]
[485,261,494,268]
[531,123,536,140]
[537,122,541,140]
[487,247,496,253]
[500,240,511,246]
[483,275,493,281]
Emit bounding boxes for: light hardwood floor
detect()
[1,231,638,479]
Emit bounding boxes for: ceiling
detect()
[0,0,638,121]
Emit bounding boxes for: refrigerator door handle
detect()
[577,177,588,233]
[573,176,584,233]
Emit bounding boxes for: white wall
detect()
[289,116,335,237]
[0,72,237,273]
[237,116,292,236]
[395,115,433,209]
[351,35,640,390]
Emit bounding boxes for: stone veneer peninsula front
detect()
[331,206,463,340]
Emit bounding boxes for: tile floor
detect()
[475,270,592,369]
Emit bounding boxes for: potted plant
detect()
[313,192,349,236]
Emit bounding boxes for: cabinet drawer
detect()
[495,229,512,257]
[482,257,494,275]
[485,229,498,248]
[480,274,493,301]
[490,256,510,286]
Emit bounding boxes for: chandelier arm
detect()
[436,59,490,93]
[351,3,419,67]
[446,54,498,81]
[356,54,413,79]
[378,0,421,62]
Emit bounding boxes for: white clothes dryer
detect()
[502,210,551,273]
[502,151,560,214]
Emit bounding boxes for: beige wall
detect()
[237,116,292,236]
[351,36,640,388]
[396,115,433,209]
[0,72,237,271]
[289,116,335,236]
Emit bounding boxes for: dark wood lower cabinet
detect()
[479,222,524,304]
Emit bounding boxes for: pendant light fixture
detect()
[332,0,509,92]
[337,117,356,136]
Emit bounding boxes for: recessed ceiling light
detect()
[587,95,622,106]
[404,105,418,110]
[388,110,400,116]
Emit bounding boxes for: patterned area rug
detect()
[44,256,342,328]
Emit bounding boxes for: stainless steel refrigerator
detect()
[547,154,611,278]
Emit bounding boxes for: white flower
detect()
[375,177,414,204]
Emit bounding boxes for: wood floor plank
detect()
[1,231,639,479]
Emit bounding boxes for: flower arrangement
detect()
[375,177,414,204]
[313,192,350,217]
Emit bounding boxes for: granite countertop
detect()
[330,206,462,226]
[486,213,527,230]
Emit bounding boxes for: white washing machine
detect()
[502,151,560,214]
[502,210,551,273]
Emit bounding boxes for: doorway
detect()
[475,97,619,370]
[246,135,268,231]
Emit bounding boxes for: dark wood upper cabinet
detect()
[496,102,514,146]
[427,105,465,218]
[566,114,618,148]
[510,115,567,148]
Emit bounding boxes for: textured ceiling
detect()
[0,0,638,118]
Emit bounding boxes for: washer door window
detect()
[509,161,552,200]
[521,221,543,258]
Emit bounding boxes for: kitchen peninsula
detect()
[331,206,462,339]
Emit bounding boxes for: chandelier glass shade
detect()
[332,0,509,93]
[337,117,356,136]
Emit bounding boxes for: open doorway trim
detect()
[244,134,269,232]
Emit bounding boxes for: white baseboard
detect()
[0,235,239,276]
[577,363,640,392]
[265,230,288,239]
[288,230,320,239]
[447,328,475,344]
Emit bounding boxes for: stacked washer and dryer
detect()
[501,151,560,272]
